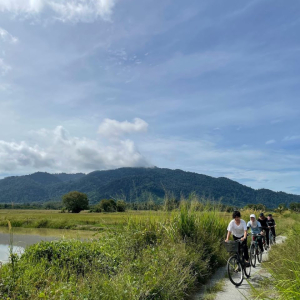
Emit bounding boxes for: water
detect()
[0,227,98,263]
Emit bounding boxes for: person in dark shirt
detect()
[258,213,270,247]
[266,214,276,242]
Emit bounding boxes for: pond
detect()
[0,227,98,262]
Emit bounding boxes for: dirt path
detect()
[193,236,286,300]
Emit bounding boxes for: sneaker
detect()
[245,261,250,267]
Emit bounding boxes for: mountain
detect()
[0,167,299,208]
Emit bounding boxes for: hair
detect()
[232,211,241,219]
[268,214,272,217]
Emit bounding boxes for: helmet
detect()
[250,214,256,218]
[259,212,264,217]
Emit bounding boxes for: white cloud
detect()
[98,118,148,138]
[0,0,44,14]
[0,125,149,174]
[265,139,276,145]
[283,135,300,141]
[0,27,18,43]
[0,0,116,22]
[0,58,11,75]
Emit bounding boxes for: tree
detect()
[62,191,89,213]
[116,200,126,212]
[276,203,287,215]
[290,202,300,212]
[99,199,117,212]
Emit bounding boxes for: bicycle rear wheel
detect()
[250,244,256,267]
[269,232,274,247]
[227,255,243,286]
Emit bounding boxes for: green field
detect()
[0,207,298,300]
[0,209,168,231]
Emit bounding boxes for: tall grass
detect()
[0,202,230,300]
[250,213,300,300]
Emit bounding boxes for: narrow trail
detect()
[193,236,286,300]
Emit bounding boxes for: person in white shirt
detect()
[225,210,250,265]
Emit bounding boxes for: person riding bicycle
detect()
[258,212,270,247]
[266,214,276,242]
[225,211,250,266]
[247,214,264,253]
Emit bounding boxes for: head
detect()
[232,210,241,220]
[250,214,258,227]
[268,214,272,220]
[259,212,265,219]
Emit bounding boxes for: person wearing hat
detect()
[258,212,269,247]
[247,214,264,252]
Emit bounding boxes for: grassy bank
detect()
[0,205,230,300]
[251,212,300,300]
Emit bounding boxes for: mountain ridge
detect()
[0,167,299,208]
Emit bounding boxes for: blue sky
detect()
[0,0,300,194]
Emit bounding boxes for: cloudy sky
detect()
[0,0,300,194]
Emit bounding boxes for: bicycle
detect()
[224,238,251,286]
[268,225,276,247]
[249,234,263,267]
[261,229,268,251]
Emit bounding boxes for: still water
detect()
[0,227,97,262]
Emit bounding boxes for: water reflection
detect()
[0,244,24,263]
[0,227,99,262]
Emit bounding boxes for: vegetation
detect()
[250,212,300,300]
[62,191,89,213]
[0,167,300,208]
[290,202,300,212]
[0,203,230,300]
[244,203,266,211]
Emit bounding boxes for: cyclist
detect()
[225,210,250,266]
[247,214,264,253]
[266,214,276,242]
[258,212,269,247]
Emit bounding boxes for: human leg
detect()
[265,228,270,246]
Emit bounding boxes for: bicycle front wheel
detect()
[257,247,262,263]
[227,255,243,286]
[244,261,251,278]
[250,244,256,267]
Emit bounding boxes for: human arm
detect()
[225,231,231,242]
[241,220,248,241]
[241,230,247,241]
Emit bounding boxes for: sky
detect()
[0,0,300,194]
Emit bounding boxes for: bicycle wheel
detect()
[244,261,251,278]
[257,247,262,263]
[250,243,256,267]
[269,232,273,247]
[227,255,243,286]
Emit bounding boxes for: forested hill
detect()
[0,168,299,208]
